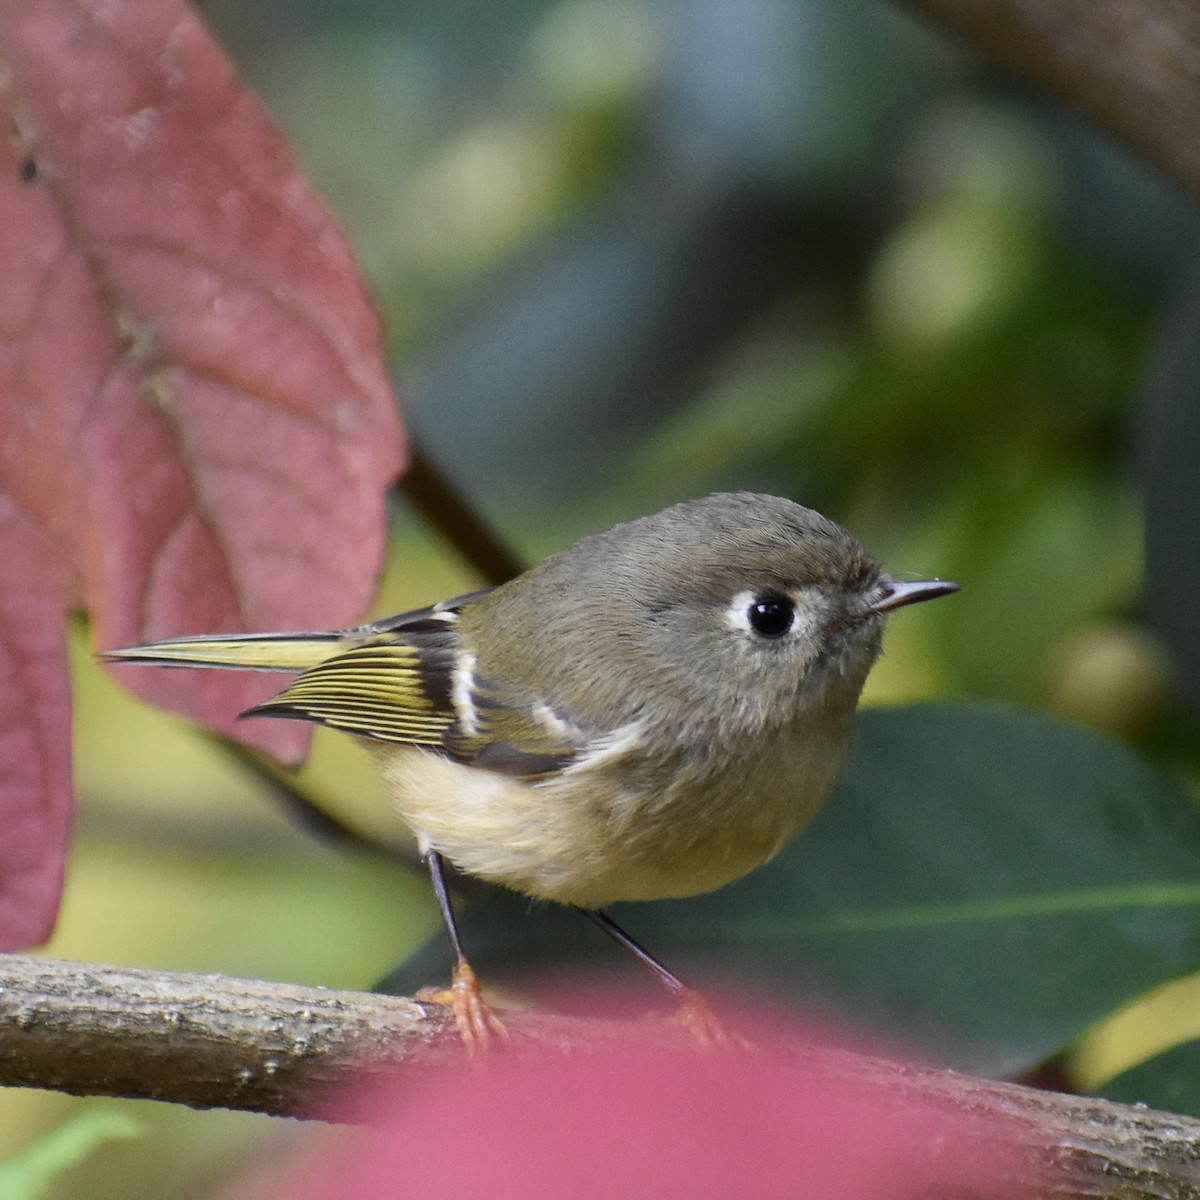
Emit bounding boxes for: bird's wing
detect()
[246,594,586,780]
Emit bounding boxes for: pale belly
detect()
[369,725,849,908]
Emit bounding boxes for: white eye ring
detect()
[725,590,796,638]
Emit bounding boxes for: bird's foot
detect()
[661,988,750,1051]
[418,960,509,1056]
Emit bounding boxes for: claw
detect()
[419,961,508,1056]
[662,989,751,1051]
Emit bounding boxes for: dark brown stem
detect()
[398,444,524,586]
[902,0,1200,199]
[216,736,415,865]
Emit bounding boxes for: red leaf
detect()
[0,0,406,946]
[0,512,72,950]
[224,1009,1038,1200]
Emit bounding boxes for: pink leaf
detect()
[0,510,72,950]
[0,0,406,946]
[223,1007,1039,1200]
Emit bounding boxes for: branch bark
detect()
[901,0,1200,200]
[0,955,683,1116]
[3,955,1200,1198]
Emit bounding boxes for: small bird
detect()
[104,492,958,1050]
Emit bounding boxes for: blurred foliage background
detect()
[10,0,1200,1195]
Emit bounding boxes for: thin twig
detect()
[398,444,525,586]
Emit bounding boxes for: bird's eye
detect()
[747,595,794,638]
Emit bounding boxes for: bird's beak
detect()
[870,579,960,614]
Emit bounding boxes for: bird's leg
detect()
[417,849,508,1054]
[579,908,738,1048]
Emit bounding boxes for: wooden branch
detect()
[0,955,670,1117]
[900,0,1200,200]
[2,955,1200,1198]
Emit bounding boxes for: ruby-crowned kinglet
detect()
[106,492,957,1048]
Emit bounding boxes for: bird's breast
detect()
[369,705,854,909]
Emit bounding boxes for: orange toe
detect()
[420,962,508,1056]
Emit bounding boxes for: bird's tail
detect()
[101,631,346,673]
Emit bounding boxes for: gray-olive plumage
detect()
[105,492,957,1043]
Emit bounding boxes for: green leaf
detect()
[0,1112,140,1199]
[1099,1041,1200,1119]
[390,703,1200,1075]
[684,702,1200,1070]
